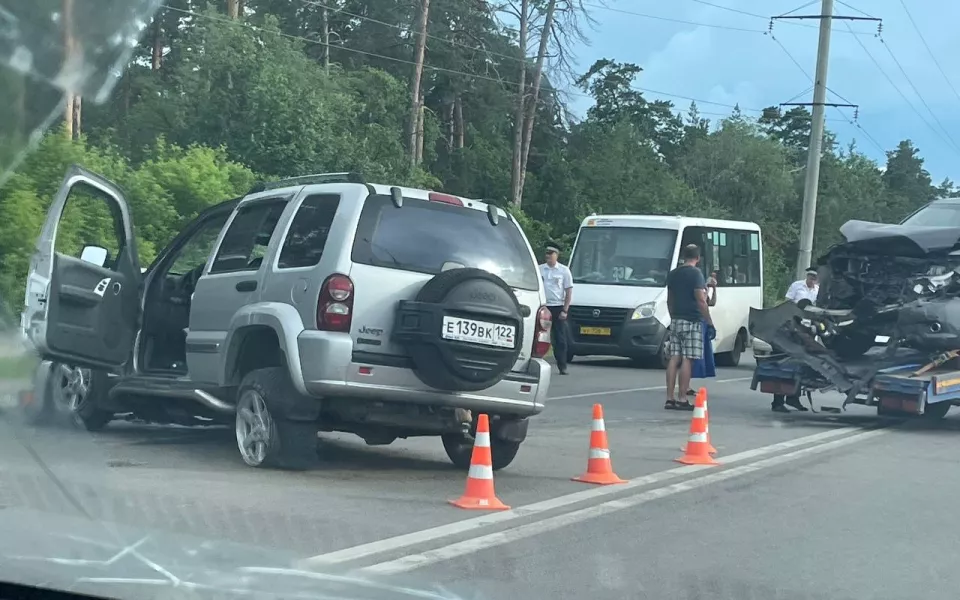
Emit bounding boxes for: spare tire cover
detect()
[399,267,524,392]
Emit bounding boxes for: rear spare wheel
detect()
[393,267,524,392]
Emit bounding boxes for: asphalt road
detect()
[1,356,958,599]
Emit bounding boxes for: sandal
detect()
[664,400,678,410]
[675,400,695,411]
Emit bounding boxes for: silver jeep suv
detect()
[21,166,553,470]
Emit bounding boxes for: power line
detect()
[299,0,525,65]
[769,33,886,154]
[682,0,827,33]
[897,0,960,107]
[686,0,769,19]
[877,34,960,153]
[835,1,875,18]
[840,19,959,155]
[580,2,765,33]
[160,5,772,118]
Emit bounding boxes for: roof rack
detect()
[247,172,366,194]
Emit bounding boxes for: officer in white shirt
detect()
[785,269,819,306]
[539,246,573,375]
[772,268,819,414]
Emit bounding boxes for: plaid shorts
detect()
[667,319,703,359]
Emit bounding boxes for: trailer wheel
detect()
[923,402,951,420]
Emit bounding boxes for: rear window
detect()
[352,195,539,290]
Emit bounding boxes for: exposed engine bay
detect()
[750,219,960,395]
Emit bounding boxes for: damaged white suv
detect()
[22,167,553,470]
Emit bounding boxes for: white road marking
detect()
[300,425,859,568]
[363,428,888,574]
[549,376,753,400]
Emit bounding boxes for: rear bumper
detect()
[570,316,667,359]
[296,331,549,417]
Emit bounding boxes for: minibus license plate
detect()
[580,326,611,336]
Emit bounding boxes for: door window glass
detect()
[277,194,341,269]
[167,213,231,276]
[210,201,286,274]
[54,182,125,268]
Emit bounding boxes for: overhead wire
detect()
[160,4,781,120]
[579,2,766,34]
[769,33,887,154]
[842,20,960,155]
[876,35,960,153]
[299,0,526,65]
[897,0,960,106]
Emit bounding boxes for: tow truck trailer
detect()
[751,348,960,419]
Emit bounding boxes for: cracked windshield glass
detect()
[3,1,960,599]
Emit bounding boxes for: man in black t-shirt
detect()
[664,244,715,410]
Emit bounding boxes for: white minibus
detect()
[565,215,762,366]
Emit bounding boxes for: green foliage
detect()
[0,0,946,316]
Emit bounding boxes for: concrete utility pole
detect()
[795,0,833,280]
[773,1,880,280]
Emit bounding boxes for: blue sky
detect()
[562,0,960,183]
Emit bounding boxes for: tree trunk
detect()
[238,0,245,17]
[321,7,330,73]
[150,17,162,71]
[416,94,425,164]
[63,0,76,139]
[407,0,431,167]
[518,0,557,197]
[71,95,82,140]
[63,95,74,139]
[226,0,239,19]
[454,95,464,149]
[509,0,529,206]
[445,99,455,150]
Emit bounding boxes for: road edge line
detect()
[301,425,861,567]
[550,376,752,400]
[363,428,888,574]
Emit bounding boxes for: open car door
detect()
[22,165,142,370]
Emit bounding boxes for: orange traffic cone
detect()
[675,391,720,466]
[703,390,717,455]
[573,404,627,485]
[681,388,717,455]
[449,414,510,511]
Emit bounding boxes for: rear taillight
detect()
[532,305,552,358]
[317,274,354,332]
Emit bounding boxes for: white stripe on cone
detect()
[468,463,494,480]
[689,432,708,443]
[474,431,490,447]
[591,419,605,431]
[693,406,706,418]
[589,448,611,460]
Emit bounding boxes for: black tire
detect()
[441,433,522,471]
[637,338,670,369]
[235,367,317,470]
[395,267,524,392]
[59,367,113,431]
[923,401,951,420]
[715,330,745,367]
[20,361,54,426]
[826,332,875,360]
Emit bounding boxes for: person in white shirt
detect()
[539,246,573,375]
[785,269,819,306]
[772,268,819,414]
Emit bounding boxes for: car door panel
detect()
[186,195,291,384]
[24,165,141,369]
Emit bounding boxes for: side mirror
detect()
[79,245,109,267]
